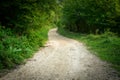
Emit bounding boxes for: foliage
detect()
[60,0,120,34]
[0,25,50,69]
[58,0,120,73]
[0,0,58,69]
[0,0,57,33]
[58,27,120,72]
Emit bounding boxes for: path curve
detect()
[0,28,120,80]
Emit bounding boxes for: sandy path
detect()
[0,28,120,80]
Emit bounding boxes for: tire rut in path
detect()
[0,28,120,80]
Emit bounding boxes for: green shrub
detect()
[0,0,58,70]
[0,25,51,69]
[61,0,120,34]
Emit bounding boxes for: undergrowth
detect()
[58,27,120,73]
[0,25,51,70]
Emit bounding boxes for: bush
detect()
[0,0,58,69]
[61,0,120,34]
[0,24,51,69]
[0,0,57,33]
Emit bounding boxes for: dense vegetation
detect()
[0,0,120,74]
[0,0,57,69]
[58,0,120,72]
[59,0,120,34]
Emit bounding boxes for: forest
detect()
[58,0,120,72]
[0,0,120,73]
[0,0,58,69]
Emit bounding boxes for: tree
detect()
[61,0,120,34]
[0,0,57,33]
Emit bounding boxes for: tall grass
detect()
[58,27,120,72]
[0,25,51,69]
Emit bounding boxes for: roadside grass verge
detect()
[0,25,52,70]
[58,27,120,73]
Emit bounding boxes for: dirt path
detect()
[0,28,120,80]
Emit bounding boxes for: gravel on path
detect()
[0,28,120,80]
